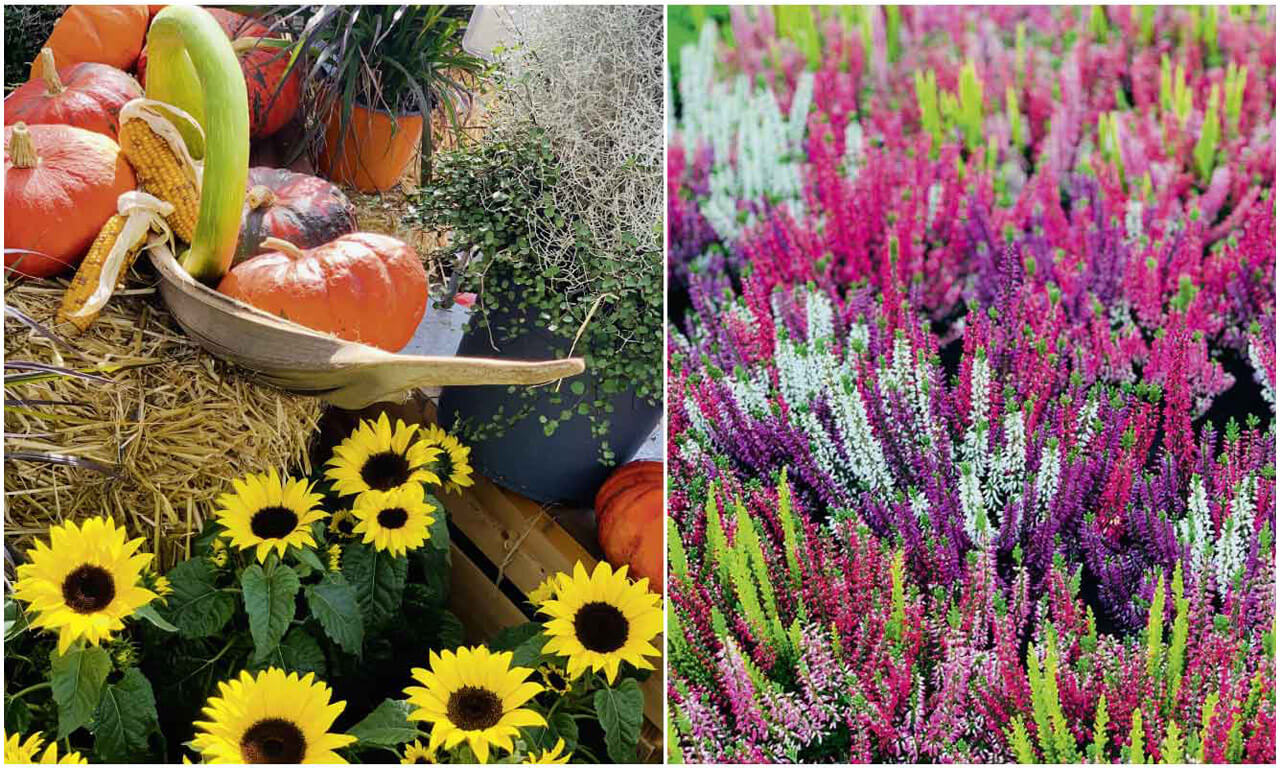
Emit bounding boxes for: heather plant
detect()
[667,5,1275,763]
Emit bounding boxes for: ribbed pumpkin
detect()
[137,8,300,139]
[217,233,428,351]
[5,49,142,139]
[4,122,137,278]
[29,5,150,80]
[595,460,663,594]
[236,167,358,263]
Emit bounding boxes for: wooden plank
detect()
[448,543,526,643]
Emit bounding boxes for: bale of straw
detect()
[4,279,321,567]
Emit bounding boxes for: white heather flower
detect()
[1179,474,1213,577]
[843,120,865,179]
[959,461,991,546]
[1034,438,1060,522]
[1213,476,1254,595]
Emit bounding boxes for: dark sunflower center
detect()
[250,506,299,539]
[337,517,355,535]
[414,757,431,764]
[446,686,503,731]
[361,451,410,491]
[574,601,629,653]
[241,718,306,764]
[376,507,409,529]
[545,669,567,690]
[434,450,455,479]
[61,565,115,614]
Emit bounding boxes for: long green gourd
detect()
[143,5,250,283]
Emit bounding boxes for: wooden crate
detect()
[441,470,664,762]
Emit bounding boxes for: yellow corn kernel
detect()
[119,120,199,243]
[57,215,141,333]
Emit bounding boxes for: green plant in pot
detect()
[413,6,662,505]
[414,127,663,506]
[278,4,486,192]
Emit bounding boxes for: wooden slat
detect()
[449,543,527,643]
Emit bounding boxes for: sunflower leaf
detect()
[293,545,326,573]
[91,668,160,762]
[525,708,579,753]
[342,543,408,629]
[161,559,236,638]
[306,574,364,655]
[133,604,177,633]
[594,678,644,763]
[249,627,328,677]
[345,698,418,748]
[51,644,112,738]
[242,563,302,661]
[489,621,543,653]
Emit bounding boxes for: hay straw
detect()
[4,278,321,567]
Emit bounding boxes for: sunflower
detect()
[351,484,437,556]
[537,664,571,696]
[192,668,355,764]
[327,544,343,573]
[404,646,546,763]
[527,574,560,607]
[4,732,87,764]
[539,561,662,684]
[326,412,441,497]
[400,740,437,764]
[214,469,327,563]
[12,516,157,654]
[419,424,475,494]
[524,738,571,764]
[328,508,358,538]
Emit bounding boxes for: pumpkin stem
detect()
[8,123,39,169]
[38,48,65,95]
[246,185,276,209]
[262,237,305,259]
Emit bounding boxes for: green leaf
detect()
[306,574,364,655]
[488,622,543,653]
[593,678,644,763]
[342,543,408,628]
[4,597,31,640]
[133,604,177,633]
[525,708,579,753]
[242,564,301,661]
[161,558,235,638]
[250,628,328,677]
[345,698,418,747]
[294,546,326,573]
[437,610,466,650]
[91,668,159,762]
[51,645,111,737]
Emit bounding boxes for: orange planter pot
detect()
[317,102,423,193]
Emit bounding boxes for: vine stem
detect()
[8,681,51,700]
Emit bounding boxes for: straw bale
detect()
[4,279,321,567]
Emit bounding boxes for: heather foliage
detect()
[667,6,1275,763]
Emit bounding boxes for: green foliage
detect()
[305,574,365,655]
[1223,63,1248,138]
[914,69,944,158]
[91,669,160,763]
[1088,694,1111,763]
[1159,56,1194,126]
[345,698,418,748]
[594,678,645,762]
[241,561,301,661]
[1009,716,1037,763]
[412,129,661,462]
[776,470,804,592]
[1193,84,1221,183]
[1159,720,1184,764]
[1128,708,1147,764]
[1166,563,1190,708]
[160,558,236,638]
[51,645,111,738]
[342,542,409,630]
[887,551,907,644]
[1144,572,1167,679]
[775,6,821,69]
[1026,625,1079,762]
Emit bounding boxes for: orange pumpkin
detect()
[216,233,429,352]
[595,460,664,594]
[4,122,137,278]
[137,8,300,139]
[29,5,150,81]
[5,49,142,139]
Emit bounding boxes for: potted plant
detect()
[281,5,486,192]
[411,6,663,506]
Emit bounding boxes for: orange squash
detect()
[595,460,663,594]
[5,49,142,139]
[216,233,429,352]
[317,103,424,193]
[4,122,137,278]
[137,8,300,139]
[29,5,150,80]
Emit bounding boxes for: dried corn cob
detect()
[118,99,204,244]
[58,192,175,334]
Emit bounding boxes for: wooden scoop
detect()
[149,243,584,409]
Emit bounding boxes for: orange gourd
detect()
[29,5,150,80]
[595,460,664,594]
[216,233,429,352]
[5,49,142,139]
[137,8,300,139]
[4,122,137,278]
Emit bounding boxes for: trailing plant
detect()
[412,5,663,463]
